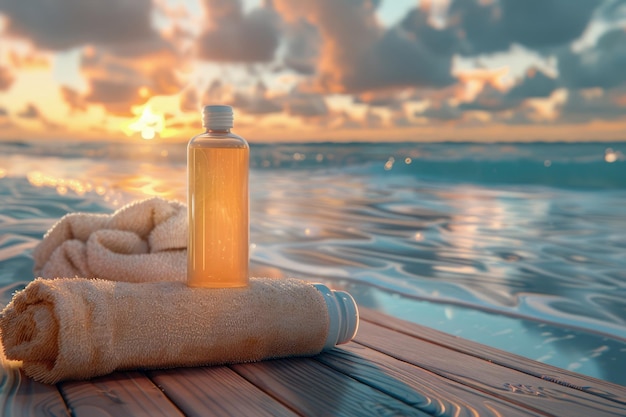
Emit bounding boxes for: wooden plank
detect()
[233,355,430,417]
[0,363,69,417]
[150,365,298,417]
[317,344,547,417]
[5,304,624,417]
[355,319,626,417]
[60,371,184,417]
[360,308,626,406]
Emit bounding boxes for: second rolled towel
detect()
[0,277,358,384]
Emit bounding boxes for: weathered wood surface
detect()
[0,359,69,417]
[1,308,625,417]
[150,366,297,417]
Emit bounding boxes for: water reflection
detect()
[245,156,626,385]
[1,140,625,385]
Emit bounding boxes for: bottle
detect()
[187,105,249,288]
[312,283,360,350]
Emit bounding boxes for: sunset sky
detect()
[0,0,625,143]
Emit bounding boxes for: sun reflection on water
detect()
[26,171,106,196]
[0,150,186,208]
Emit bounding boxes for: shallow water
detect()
[1,139,625,386]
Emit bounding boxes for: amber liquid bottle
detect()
[187,105,249,287]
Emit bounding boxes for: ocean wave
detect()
[1,139,626,384]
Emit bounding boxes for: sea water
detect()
[0,140,625,385]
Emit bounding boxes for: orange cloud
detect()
[60,86,88,112]
[63,37,185,117]
[0,0,625,143]
[85,79,146,117]
[455,66,511,92]
[0,65,14,90]
[8,49,50,69]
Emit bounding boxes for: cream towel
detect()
[32,197,187,282]
[0,277,328,384]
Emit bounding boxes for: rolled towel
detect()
[32,197,187,282]
[0,277,358,384]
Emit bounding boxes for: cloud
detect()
[420,101,464,121]
[60,86,88,112]
[597,0,626,22]
[196,78,283,115]
[447,0,601,55]
[345,27,454,92]
[456,68,557,114]
[8,49,50,69]
[400,7,459,56]
[328,110,362,129]
[0,0,156,50]
[0,106,8,116]
[75,38,184,115]
[0,0,186,118]
[559,89,626,123]
[282,19,319,75]
[201,79,229,105]
[13,102,61,128]
[363,109,384,127]
[494,103,549,125]
[272,0,600,95]
[355,91,404,108]
[284,91,328,117]
[150,66,183,96]
[0,66,14,90]
[391,113,413,127]
[180,88,200,113]
[85,79,144,116]
[0,0,622,138]
[230,81,282,115]
[506,68,558,100]
[104,35,177,60]
[83,39,183,93]
[558,29,626,90]
[274,0,455,94]
[197,0,281,63]
[458,84,517,112]
[17,103,40,119]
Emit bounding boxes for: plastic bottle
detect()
[313,283,360,349]
[187,105,249,288]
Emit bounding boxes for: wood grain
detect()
[317,343,546,417]
[0,364,69,417]
[360,308,626,406]
[3,306,625,417]
[150,365,297,417]
[356,319,626,417]
[233,355,430,417]
[60,371,184,417]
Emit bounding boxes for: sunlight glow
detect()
[26,170,101,196]
[128,106,165,140]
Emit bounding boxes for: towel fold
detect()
[0,277,329,384]
[33,197,187,282]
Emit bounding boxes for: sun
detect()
[127,106,165,140]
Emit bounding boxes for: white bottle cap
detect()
[313,283,359,350]
[202,105,233,130]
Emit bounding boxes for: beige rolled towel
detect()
[32,197,187,282]
[0,277,335,384]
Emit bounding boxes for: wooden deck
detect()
[2,308,625,416]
